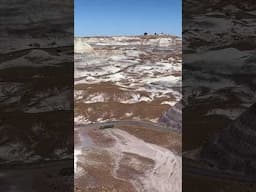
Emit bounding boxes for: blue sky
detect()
[75,0,181,37]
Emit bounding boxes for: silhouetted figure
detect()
[144,32,148,36]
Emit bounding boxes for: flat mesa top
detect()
[75,34,181,39]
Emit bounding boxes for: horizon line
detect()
[75,33,182,38]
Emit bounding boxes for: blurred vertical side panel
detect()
[0,1,74,191]
[183,0,256,191]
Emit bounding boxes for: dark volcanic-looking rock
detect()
[159,101,182,131]
[200,103,256,175]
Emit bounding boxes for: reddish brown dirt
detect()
[75,82,176,122]
[117,152,155,179]
[118,125,181,154]
[75,150,136,192]
[75,124,181,192]
[75,102,170,122]
[87,128,115,147]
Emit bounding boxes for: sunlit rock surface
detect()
[75,35,181,124]
[75,35,182,192]
[75,123,181,192]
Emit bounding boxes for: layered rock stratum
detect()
[183,0,256,150]
[0,1,73,191]
[75,35,181,123]
[183,0,256,191]
[75,35,182,192]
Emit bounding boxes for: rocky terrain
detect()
[75,35,181,123]
[201,103,256,175]
[75,35,182,192]
[183,0,256,150]
[75,123,181,192]
[159,101,182,132]
[183,0,256,191]
[0,1,73,191]
[0,0,73,165]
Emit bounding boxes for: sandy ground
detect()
[75,125,181,192]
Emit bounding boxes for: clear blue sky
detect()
[75,0,181,37]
